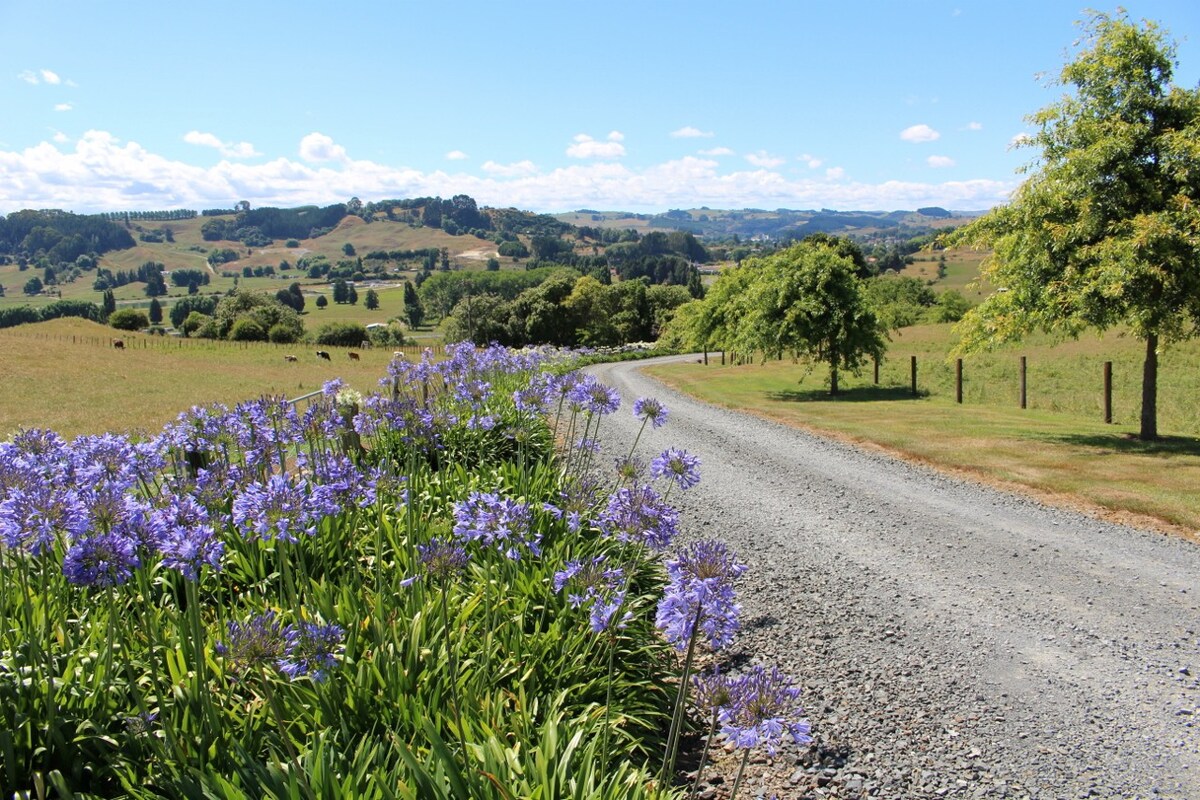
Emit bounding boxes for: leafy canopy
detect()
[950,11,1200,438]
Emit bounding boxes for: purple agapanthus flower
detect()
[151,492,224,580]
[597,484,678,550]
[650,448,701,491]
[553,555,631,633]
[0,483,89,555]
[452,491,539,559]
[566,375,621,416]
[217,612,288,671]
[720,665,812,755]
[231,473,339,543]
[656,540,747,651]
[632,397,669,429]
[62,529,140,588]
[402,537,471,586]
[279,621,344,682]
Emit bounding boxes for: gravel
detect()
[586,356,1200,800]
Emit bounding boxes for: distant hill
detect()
[555,207,981,242]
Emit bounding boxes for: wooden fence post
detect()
[873,356,879,385]
[1019,356,1027,409]
[910,355,918,396]
[1103,361,1112,424]
[956,358,963,404]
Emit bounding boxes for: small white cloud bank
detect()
[671,126,714,139]
[745,150,785,169]
[184,131,260,159]
[299,132,349,163]
[900,124,940,143]
[445,150,469,161]
[927,155,956,168]
[567,131,626,159]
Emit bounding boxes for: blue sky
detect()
[2,1,1197,215]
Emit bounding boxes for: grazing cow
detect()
[348,351,361,361]
[359,340,372,350]
[111,338,125,349]
[284,355,298,362]
[316,350,331,361]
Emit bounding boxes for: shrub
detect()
[229,317,267,341]
[108,308,150,331]
[312,321,368,348]
[181,311,209,336]
[268,322,300,343]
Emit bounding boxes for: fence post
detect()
[873,356,879,385]
[721,350,725,365]
[1103,361,1113,424]
[703,349,708,366]
[1019,356,1027,409]
[956,358,963,404]
[910,355,918,396]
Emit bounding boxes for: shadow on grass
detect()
[767,385,930,403]
[1039,432,1200,457]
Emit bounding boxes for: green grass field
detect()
[647,323,1200,535]
[0,318,435,439]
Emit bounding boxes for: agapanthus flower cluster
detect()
[656,540,746,651]
[598,483,678,550]
[553,555,631,633]
[231,473,340,543]
[62,528,141,588]
[150,491,224,580]
[650,448,702,491]
[452,491,540,559]
[299,452,375,508]
[402,537,471,586]
[718,665,812,755]
[632,396,669,429]
[567,375,621,416]
[217,611,344,682]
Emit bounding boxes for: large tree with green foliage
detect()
[742,243,886,394]
[951,12,1200,440]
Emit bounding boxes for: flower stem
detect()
[729,748,751,800]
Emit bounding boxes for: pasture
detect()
[647,324,1200,534]
[0,318,417,439]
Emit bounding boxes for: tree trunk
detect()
[1140,332,1158,440]
[829,358,839,396]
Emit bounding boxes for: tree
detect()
[315,294,328,309]
[364,288,379,310]
[108,308,149,331]
[23,277,42,296]
[950,12,1200,440]
[102,289,116,319]
[343,242,356,257]
[741,243,886,395]
[347,285,359,305]
[332,279,349,304]
[403,281,424,329]
[148,297,163,325]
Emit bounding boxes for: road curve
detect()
[587,355,1199,800]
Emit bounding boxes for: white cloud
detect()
[481,159,538,178]
[41,69,61,85]
[966,121,983,131]
[52,131,69,143]
[18,70,39,84]
[801,153,823,169]
[1009,132,1033,147]
[299,132,349,163]
[0,129,1016,216]
[566,132,626,159]
[184,130,260,159]
[698,147,734,157]
[900,124,940,143]
[54,103,72,112]
[445,150,468,160]
[20,68,71,86]
[745,151,785,169]
[927,155,956,168]
[671,126,714,139]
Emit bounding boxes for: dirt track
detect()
[588,356,1199,800]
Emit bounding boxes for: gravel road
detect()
[586,356,1200,800]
